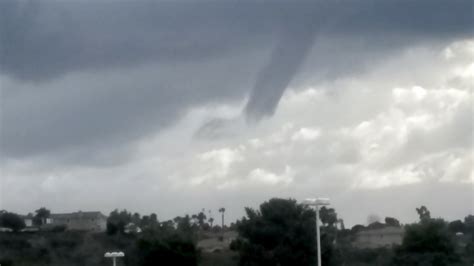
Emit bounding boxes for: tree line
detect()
[1,199,473,266]
[230,198,473,266]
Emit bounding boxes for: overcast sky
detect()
[0,0,473,226]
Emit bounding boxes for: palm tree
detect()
[197,212,207,227]
[209,217,214,227]
[218,207,225,230]
[208,209,213,227]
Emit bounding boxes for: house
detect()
[353,226,404,249]
[22,215,52,227]
[124,222,142,234]
[50,211,107,232]
[20,215,34,227]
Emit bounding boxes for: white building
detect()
[50,211,107,232]
[20,215,34,227]
[353,226,404,249]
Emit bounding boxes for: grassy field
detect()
[200,250,239,266]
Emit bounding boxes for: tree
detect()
[196,211,207,228]
[385,217,401,227]
[351,224,365,234]
[219,207,226,229]
[176,215,194,235]
[0,211,26,231]
[33,207,51,226]
[161,220,175,231]
[132,212,141,225]
[416,206,431,221]
[137,234,198,266]
[135,213,198,266]
[319,206,337,227]
[234,198,317,266]
[464,215,474,234]
[150,213,159,227]
[464,215,474,261]
[107,209,132,235]
[209,217,214,227]
[141,215,151,228]
[393,212,459,266]
[448,220,465,233]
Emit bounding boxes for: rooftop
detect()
[51,211,107,220]
[356,226,404,236]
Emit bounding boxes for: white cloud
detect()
[248,138,264,149]
[189,148,244,186]
[291,127,321,141]
[354,166,423,189]
[443,40,474,62]
[248,166,294,186]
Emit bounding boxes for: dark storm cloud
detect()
[0,0,472,160]
[2,0,471,84]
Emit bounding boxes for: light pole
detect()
[303,197,330,266]
[104,251,125,266]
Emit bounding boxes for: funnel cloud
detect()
[245,18,318,120]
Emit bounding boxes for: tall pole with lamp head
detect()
[105,251,125,266]
[303,197,330,266]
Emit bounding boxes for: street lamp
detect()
[104,251,125,266]
[303,197,330,266]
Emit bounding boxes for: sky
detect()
[0,0,473,227]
